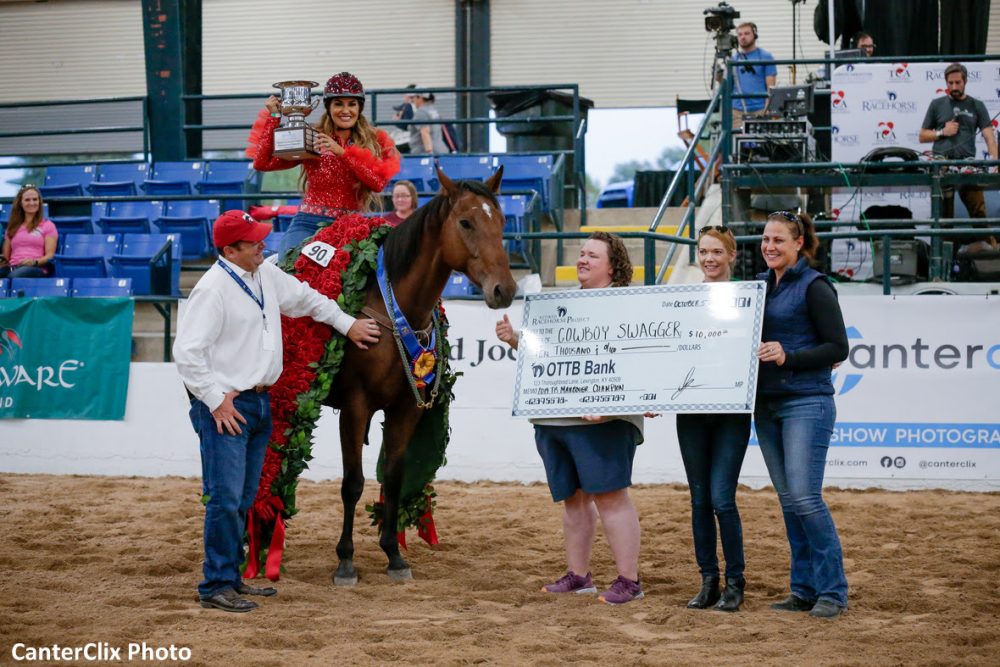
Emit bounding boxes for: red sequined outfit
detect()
[247,110,400,214]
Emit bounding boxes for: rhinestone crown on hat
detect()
[324,72,364,99]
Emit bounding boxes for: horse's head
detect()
[437,166,516,309]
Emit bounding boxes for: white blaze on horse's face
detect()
[481,202,492,218]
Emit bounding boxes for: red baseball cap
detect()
[213,210,271,248]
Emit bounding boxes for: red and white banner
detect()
[828,60,1000,280]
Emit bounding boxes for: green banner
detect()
[0,297,134,420]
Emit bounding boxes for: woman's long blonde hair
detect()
[299,101,386,212]
[5,185,43,240]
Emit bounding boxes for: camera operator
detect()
[730,22,777,128]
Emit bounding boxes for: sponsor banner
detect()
[0,297,133,420]
[831,60,1000,163]
[743,295,1000,480]
[444,296,1000,482]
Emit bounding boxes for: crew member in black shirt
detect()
[919,63,998,248]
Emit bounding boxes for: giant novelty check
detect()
[511,282,766,417]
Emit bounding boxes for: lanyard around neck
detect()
[217,260,268,329]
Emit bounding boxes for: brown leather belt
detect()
[250,384,271,393]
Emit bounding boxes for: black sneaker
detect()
[770,594,814,612]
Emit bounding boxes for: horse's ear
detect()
[436,166,456,199]
[484,165,504,194]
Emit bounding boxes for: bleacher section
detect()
[5,153,560,308]
[1,276,132,298]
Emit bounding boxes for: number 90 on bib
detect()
[301,241,337,267]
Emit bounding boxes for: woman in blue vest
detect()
[755,210,850,619]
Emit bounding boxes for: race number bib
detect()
[301,241,336,267]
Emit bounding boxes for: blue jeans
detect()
[755,394,848,607]
[189,391,272,598]
[0,265,47,279]
[677,412,750,579]
[279,212,330,264]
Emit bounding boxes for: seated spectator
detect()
[0,185,57,278]
[383,180,418,226]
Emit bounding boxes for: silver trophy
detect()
[272,80,321,160]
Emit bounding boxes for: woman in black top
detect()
[678,225,751,612]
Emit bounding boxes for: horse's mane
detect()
[382,179,500,283]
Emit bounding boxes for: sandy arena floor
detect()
[1,475,998,666]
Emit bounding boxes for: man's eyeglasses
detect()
[698,225,730,235]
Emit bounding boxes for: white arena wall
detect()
[2,297,998,491]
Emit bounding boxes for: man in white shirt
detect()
[173,210,380,612]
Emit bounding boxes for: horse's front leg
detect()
[380,406,422,581]
[333,403,370,587]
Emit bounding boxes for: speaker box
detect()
[872,240,927,282]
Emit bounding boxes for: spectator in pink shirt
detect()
[1,185,57,279]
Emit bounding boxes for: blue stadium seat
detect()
[110,233,182,296]
[0,278,8,297]
[158,199,220,258]
[442,272,481,299]
[389,156,437,193]
[418,195,435,208]
[72,277,133,297]
[437,155,494,183]
[53,234,121,279]
[89,163,150,196]
[263,232,285,257]
[50,214,94,237]
[10,277,70,298]
[498,194,530,255]
[96,200,165,235]
[198,161,258,211]
[39,165,96,197]
[497,154,555,211]
[143,161,205,195]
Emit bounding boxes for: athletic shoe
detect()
[599,575,644,605]
[541,570,597,594]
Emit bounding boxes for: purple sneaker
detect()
[599,575,644,605]
[541,571,597,594]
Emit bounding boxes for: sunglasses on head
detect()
[698,225,730,235]
[770,210,804,235]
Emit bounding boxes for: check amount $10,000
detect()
[511,282,765,417]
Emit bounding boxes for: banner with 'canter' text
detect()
[0,297,133,420]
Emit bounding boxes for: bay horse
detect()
[326,166,516,585]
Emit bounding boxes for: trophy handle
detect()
[310,96,321,110]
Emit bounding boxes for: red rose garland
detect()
[245,214,385,581]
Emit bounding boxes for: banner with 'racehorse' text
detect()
[0,297,133,420]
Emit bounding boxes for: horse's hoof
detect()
[387,567,413,582]
[333,562,358,587]
[333,572,358,587]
